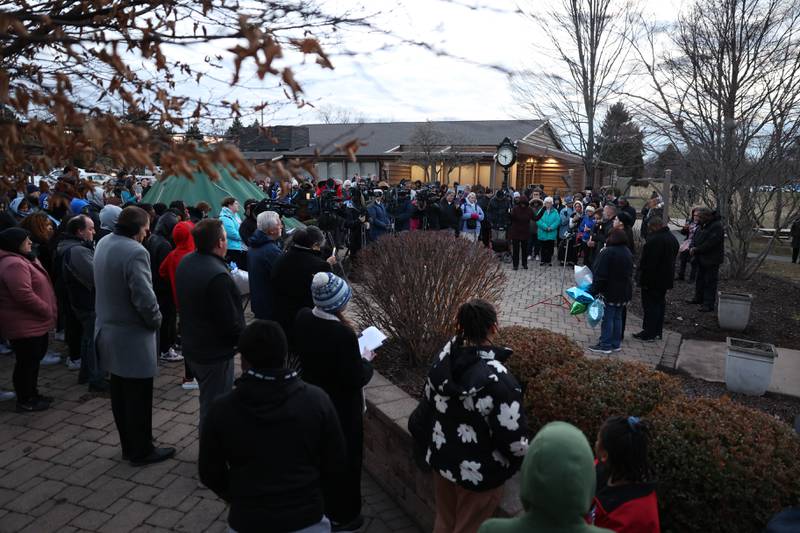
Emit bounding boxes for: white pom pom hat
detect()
[311,272,352,313]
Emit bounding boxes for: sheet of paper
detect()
[358,326,387,357]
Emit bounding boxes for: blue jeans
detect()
[598,304,624,350]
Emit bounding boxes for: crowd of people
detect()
[1,166,790,533]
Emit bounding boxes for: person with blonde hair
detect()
[460,192,484,243]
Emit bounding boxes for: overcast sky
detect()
[175,0,686,128]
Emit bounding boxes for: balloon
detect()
[566,286,595,304]
[570,302,588,315]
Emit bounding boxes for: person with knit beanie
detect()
[293,272,373,532]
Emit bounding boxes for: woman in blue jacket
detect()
[461,192,485,243]
[219,196,245,266]
[536,196,560,265]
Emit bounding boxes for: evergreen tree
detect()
[185,123,203,142]
[653,144,686,180]
[225,117,245,143]
[595,102,645,178]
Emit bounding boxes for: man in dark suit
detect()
[634,217,680,341]
[94,206,174,466]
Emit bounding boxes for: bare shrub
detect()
[353,231,505,366]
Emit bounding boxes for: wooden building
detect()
[240,119,612,194]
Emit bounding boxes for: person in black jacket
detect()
[60,215,107,391]
[237,198,259,260]
[145,209,183,363]
[175,219,245,430]
[617,197,637,224]
[293,272,373,532]
[343,189,369,261]
[634,217,679,342]
[687,208,724,312]
[199,319,347,533]
[439,190,462,236]
[271,226,333,336]
[588,229,634,354]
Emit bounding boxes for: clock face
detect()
[497,146,514,166]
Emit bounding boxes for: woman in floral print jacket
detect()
[423,299,529,533]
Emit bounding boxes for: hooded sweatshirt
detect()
[9,197,30,219]
[198,370,347,533]
[424,340,528,491]
[159,221,195,306]
[98,205,122,240]
[479,422,613,533]
[70,198,89,215]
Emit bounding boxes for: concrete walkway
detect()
[0,349,421,533]
[676,340,800,399]
[495,260,682,370]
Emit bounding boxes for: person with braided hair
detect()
[422,299,529,533]
[589,416,660,532]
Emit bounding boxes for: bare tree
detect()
[315,104,367,124]
[512,0,636,187]
[400,121,481,183]
[630,0,800,278]
[0,1,373,186]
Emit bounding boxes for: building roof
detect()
[243,119,546,158]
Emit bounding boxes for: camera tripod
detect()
[526,236,580,320]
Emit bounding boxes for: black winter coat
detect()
[293,309,373,522]
[293,309,373,454]
[589,243,634,304]
[691,213,724,266]
[439,200,462,232]
[144,234,173,300]
[176,252,245,363]
[424,341,528,492]
[271,247,331,334]
[199,370,347,533]
[238,217,257,246]
[591,218,614,249]
[638,226,679,291]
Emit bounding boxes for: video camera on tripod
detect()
[253,198,297,219]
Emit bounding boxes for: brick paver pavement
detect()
[494,259,681,369]
[0,351,422,533]
[0,261,680,532]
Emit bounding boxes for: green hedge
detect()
[649,396,800,533]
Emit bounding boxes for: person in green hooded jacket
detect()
[478,421,613,533]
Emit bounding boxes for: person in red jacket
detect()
[158,220,196,390]
[0,228,58,412]
[589,416,660,533]
[159,221,195,305]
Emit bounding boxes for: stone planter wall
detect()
[363,371,522,532]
